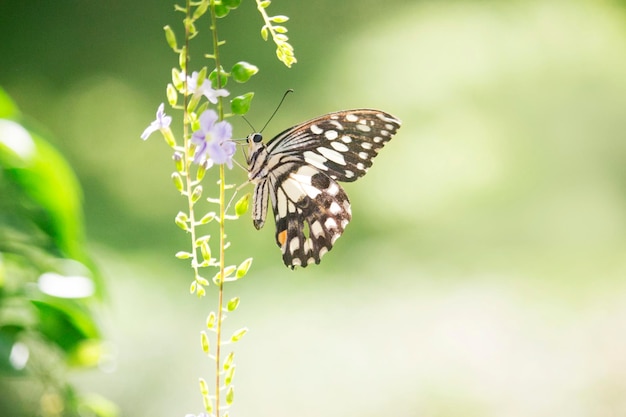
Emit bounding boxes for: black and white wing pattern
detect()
[246,109,401,269]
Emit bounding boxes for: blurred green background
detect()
[2,0,626,416]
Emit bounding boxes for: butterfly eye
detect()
[251,133,263,143]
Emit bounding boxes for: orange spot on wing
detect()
[277,230,287,246]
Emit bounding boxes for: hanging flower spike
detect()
[191,109,235,168]
[141,103,172,140]
[187,71,229,104]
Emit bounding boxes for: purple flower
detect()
[187,71,229,104]
[141,103,172,140]
[191,109,235,168]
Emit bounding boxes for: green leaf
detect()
[260,26,269,41]
[230,93,254,115]
[231,61,259,83]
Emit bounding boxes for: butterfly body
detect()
[246,109,401,269]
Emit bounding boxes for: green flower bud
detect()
[173,151,184,172]
[209,67,228,89]
[230,327,248,343]
[179,46,187,72]
[231,61,259,83]
[223,0,241,8]
[236,257,253,279]
[226,297,240,312]
[231,92,254,115]
[191,185,203,203]
[199,378,209,395]
[225,386,234,405]
[171,172,184,193]
[163,25,178,50]
[193,0,209,19]
[225,365,236,386]
[223,351,234,370]
[201,331,210,354]
[206,312,216,329]
[167,83,178,106]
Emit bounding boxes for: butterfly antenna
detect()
[260,89,294,133]
[241,115,256,132]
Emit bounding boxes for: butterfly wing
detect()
[267,162,351,268]
[248,109,401,268]
[266,109,401,182]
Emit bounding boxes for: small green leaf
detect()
[226,297,240,312]
[231,61,259,83]
[231,93,254,115]
[230,327,248,342]
[236,257,253,279]
[196,286,206,297]
[259,0,271,8]
[260,26,269,41]
[197,276,209,286]
[235,193,250,216]
[175,251,192,259]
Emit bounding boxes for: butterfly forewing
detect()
[266,109,401,182]
[247,109,401,268]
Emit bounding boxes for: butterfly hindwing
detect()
[246,109,401,268]
[270,164,351,268]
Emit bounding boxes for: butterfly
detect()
[246,109,401,269]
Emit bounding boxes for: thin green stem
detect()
[209,1,226,416]
[183,0,202,284]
